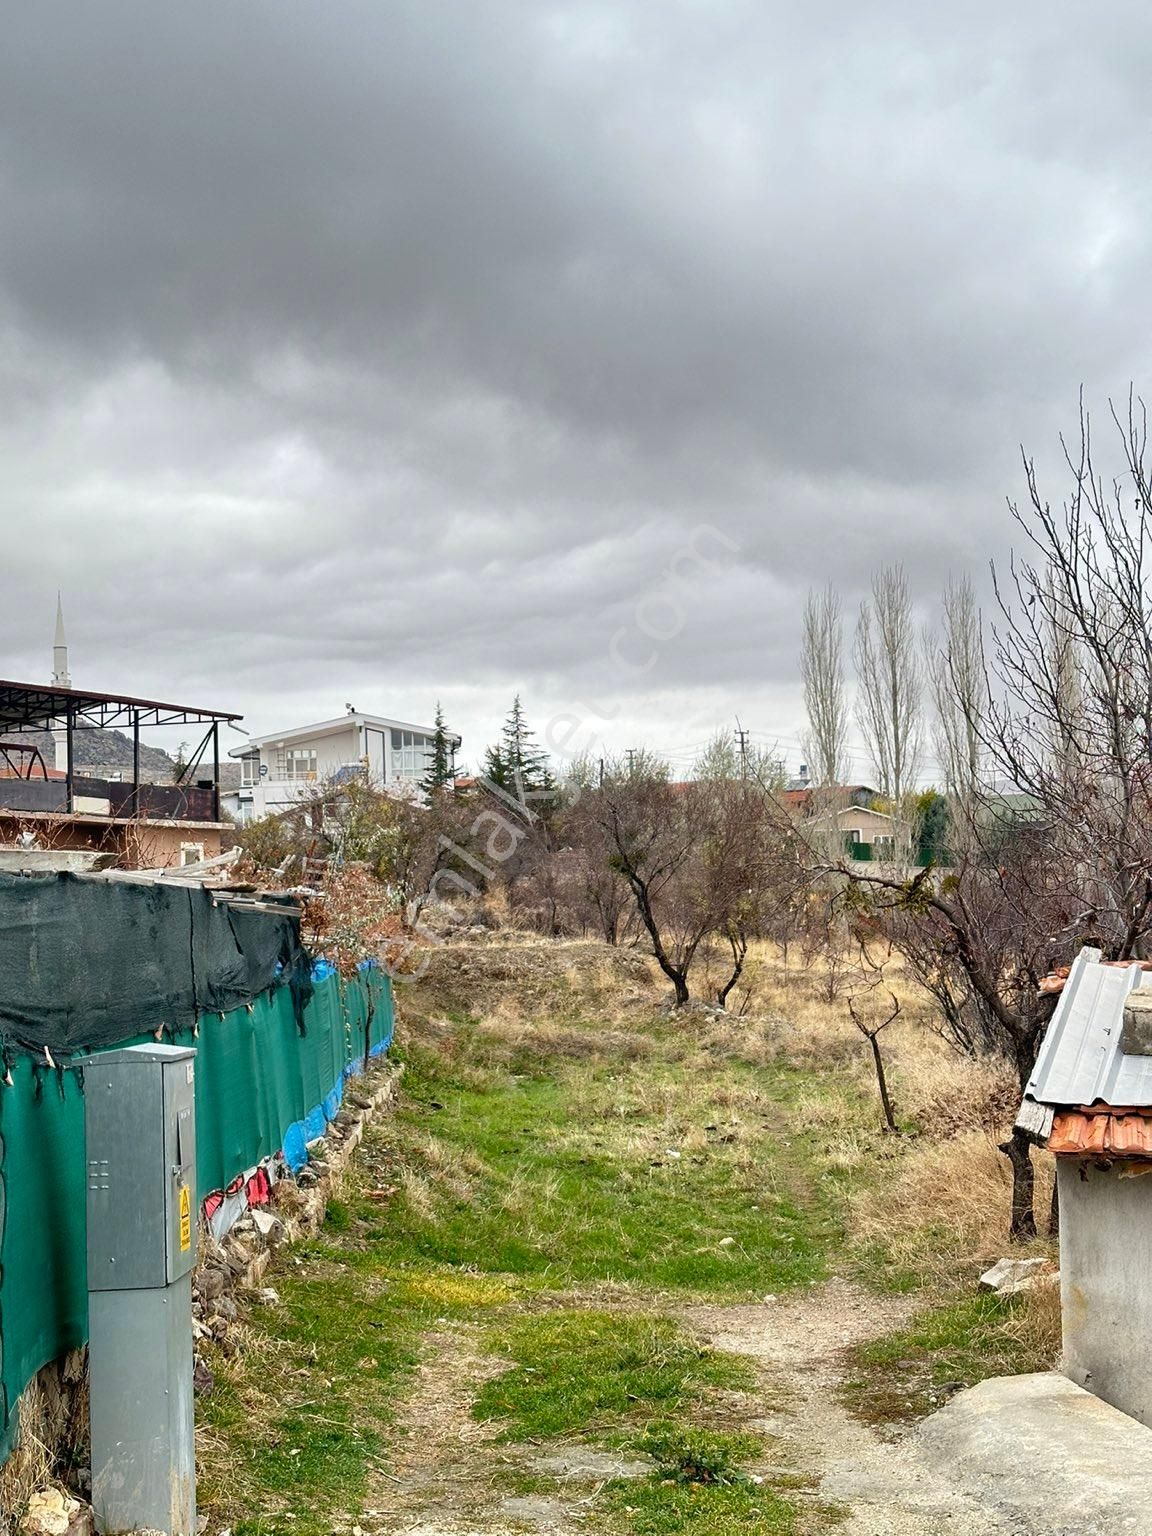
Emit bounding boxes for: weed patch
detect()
[637,1425,765,1484]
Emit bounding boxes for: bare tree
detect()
[815,392,1152,1239]
[557,788,632,944]
[855,564,922,800]
[801,586,850,785]
[928,575,984,806]
[983,391,1152,962]
[694,729,784,788]
[847,989,901,1134]
[592,760,795,1006]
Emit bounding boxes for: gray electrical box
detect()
[86,1042,198,1536]
[87,1043,197,1290]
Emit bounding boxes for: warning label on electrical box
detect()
[179,1186,191,1252]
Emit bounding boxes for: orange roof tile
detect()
[1039,958,1152,996]
[1049,1108,1152,1157]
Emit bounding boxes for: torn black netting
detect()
[0,872,313,1055]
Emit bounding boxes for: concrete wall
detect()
[1058,1157,1152,1424]
[0,811,222,868]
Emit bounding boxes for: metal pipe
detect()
[132,711,141,819]
[65,704,74,814]
[212,722,220,822]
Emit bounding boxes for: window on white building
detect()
[241,754,260,787]
[390,729,432,777]
[284,749,318,782]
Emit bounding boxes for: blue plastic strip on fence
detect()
[282,1122,309,1173]
[273,962,395,1169]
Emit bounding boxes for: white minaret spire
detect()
[52,593,70,689]
[51,594,71,774]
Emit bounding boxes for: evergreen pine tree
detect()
[483,739,508,788]
[484,695,554,794]
[421,702,455,796]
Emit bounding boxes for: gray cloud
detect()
[1,1,1150,772]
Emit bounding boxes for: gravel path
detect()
[682,1278,1022,1535]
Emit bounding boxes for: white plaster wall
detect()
[1059,1157,1152,1425]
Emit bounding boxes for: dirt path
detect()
[364,1279,1021,1536]
[370,1322,641,1536]
[683,1279,1020,1535]
[371,1322,517,1535]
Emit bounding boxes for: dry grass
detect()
[724,942,1045,1278]
[0,1354,87,1528]
[395,1131,490,1218]
[853,1128,1058,1284]
[410,934,1051,1283]
[1001,1268,1063,1360]
[0,1418,53,1528]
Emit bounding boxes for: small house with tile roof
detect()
[1017,946,1152,1425]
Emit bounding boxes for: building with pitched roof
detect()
[1017,946,1152,1425]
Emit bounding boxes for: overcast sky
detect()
[2,2,1149,779]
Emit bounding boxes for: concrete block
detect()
[978,1256,1048,1294]
[1122,988,1152,1054]
[250,1209,286,1247]
[917,1372,1152,1534]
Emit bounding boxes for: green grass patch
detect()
[602,1476,802,1534]
[840,1291,1050,1424]
[323,1195,353,1232]
[353,1036,846,1296]
[474,1310,756,1439]
[197,1252,517,1534]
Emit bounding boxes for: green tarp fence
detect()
[0,964,393,1464]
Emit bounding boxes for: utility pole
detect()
[734,719,749,780]
[626,748,636,776]
[598,757,605,788]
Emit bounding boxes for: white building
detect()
[223,708,458,823]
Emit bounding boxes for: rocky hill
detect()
[4,728,177,782]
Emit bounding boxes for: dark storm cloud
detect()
[1,1,1150,766]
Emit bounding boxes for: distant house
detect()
[224,708,460,824]
[834,804,899,859]
[782,765,880,814]
[1017,947,1152,1427]
[779,771,902,859]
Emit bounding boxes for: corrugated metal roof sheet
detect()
[1048,1109,1152,1156]
[1022,947,1152,1112]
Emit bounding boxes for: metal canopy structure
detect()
[0,679,240,733]
[0,679,241,822]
